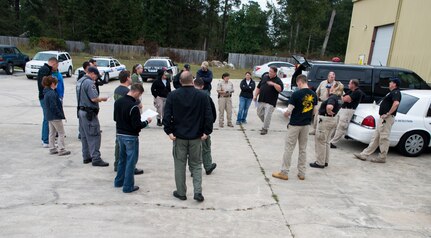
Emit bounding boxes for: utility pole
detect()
[321,9,336,57]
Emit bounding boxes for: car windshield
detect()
[33,53,56,61]
[145,60,168,67]
[95,60,109,67]
[397,93,419,114]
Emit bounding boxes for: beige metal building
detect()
[345,0,431,82]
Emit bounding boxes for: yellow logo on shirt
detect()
[302,94,314,113]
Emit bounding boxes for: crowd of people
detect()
[36,59,402,200]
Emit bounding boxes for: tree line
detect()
[1,0,352,60]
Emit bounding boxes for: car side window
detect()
[397,71,423,89]
[58,54,67,62]
[397,93,419,114]
[110,60,115,67]
[378,70,393,88]
[13,48,20,54]
[66,53,71,60]
[427,103,431,117]
[114,60,120,66]
[268,63,276,68]
[4,48,13,54]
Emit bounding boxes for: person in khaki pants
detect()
[272,75,317,181]
[354,78,401,163]
[309,71,336,135]
[330,79,364,148]
[217,73,234,127]
[309,82,344,169]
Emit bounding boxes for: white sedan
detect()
[346,90,431,157]
[252,61,294,79]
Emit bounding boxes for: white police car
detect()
[74,56,126,83]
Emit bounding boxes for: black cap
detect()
[87,66,100,75]
[389,77,400,86]
[184,64,190,70]
[89,59,97,63]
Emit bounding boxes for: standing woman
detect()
[131,64,144,84]
[236,72,255,125]
[310,82,343,169]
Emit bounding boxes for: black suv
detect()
[287,55,430,103]
[0,45,29,75]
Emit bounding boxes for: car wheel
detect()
[5,63,14,75]
[26,75,33,79]
[142,77,148,82]
[261,72,268,79]
[397,131,428,157]
[104,73,110,84]
[66,67,72,77]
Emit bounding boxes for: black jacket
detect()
[37,63,53,100]
[239,78,256,98]
[151,78,171,98]
[114,95,149,136]
[173,70,184,89]
[163,86,213,139]
[43,88,65,121]
[208,96,216,123]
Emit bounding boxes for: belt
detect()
[319,114,336,117]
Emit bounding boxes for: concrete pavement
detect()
[0,72,430,237]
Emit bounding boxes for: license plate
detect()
[149,69,157,72]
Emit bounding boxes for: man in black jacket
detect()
[163,71,213,202]
[114,84,152,193]
[151,71,172,126]
[37,57,58,147]
[173,64,190,89]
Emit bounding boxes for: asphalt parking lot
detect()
[0,71,430,237]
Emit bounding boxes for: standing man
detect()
[163,71,213,202]
[37,57,58,148]
[196,61,213,95]
[330,79,363,148]
[354,78,401,163]
[194,78,217,175]
[76,67,109,167]
[151,70,172,126]
[272,75,317,181]
[114,84,152,193]
[253,66,284,135]
[113,71,144,175]
[216,73,234,128]
[77,61,90,80]
[309,71,336,135]
[173,64,190,89]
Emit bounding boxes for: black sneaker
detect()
[309,162,325,169]
[330,143,337,149]
[173,191,187,200]
[325,163,328,167]
[194,193,204,202]
[92,160,109,167]
[157,119,162,126]
[134,168,144,175]
[83,158,92,164]
[205,163,217,175]
[124,186,139,193]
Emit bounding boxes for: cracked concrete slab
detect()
[0,72,430,237]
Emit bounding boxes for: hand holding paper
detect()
[141,109,158,122]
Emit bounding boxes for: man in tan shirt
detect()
[309,71,335,135]
[217,72,235,127]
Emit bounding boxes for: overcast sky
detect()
[241,0,278,10]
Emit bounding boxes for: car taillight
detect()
[255,66,260,71]
[361,115,375,129]
[0,56,3,61]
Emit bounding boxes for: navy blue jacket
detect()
[196,69,213,91]
[43,88,65,121]
[37,64,53,100]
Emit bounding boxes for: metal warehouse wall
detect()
[345,0,431,82]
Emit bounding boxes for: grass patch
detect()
[272,194,279,203]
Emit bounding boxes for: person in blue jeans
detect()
[236,72,256,125]
[37,57,58,147]
[113,84,152,193]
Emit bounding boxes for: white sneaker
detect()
[42,143,49,148]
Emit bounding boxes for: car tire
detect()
[66,66,72,77]
[142,77,148,82]
[5,63,14,75]
[261,72,268,79]
[26,75,33,79]
[397,131,429,157]
[104,73,110,84]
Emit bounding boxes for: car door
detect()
[4,47,16,65]
[58,54,68,73]
[113,59,122,78]
[109,60,117,78]
[424,99,431,138]
[12,47,24,66]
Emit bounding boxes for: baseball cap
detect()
[87,66,100,75]
[389,77,400,86]
[184,64,190,70]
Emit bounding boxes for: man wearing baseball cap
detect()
[354,77,401,163]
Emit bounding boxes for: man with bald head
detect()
[163,71,213,202]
